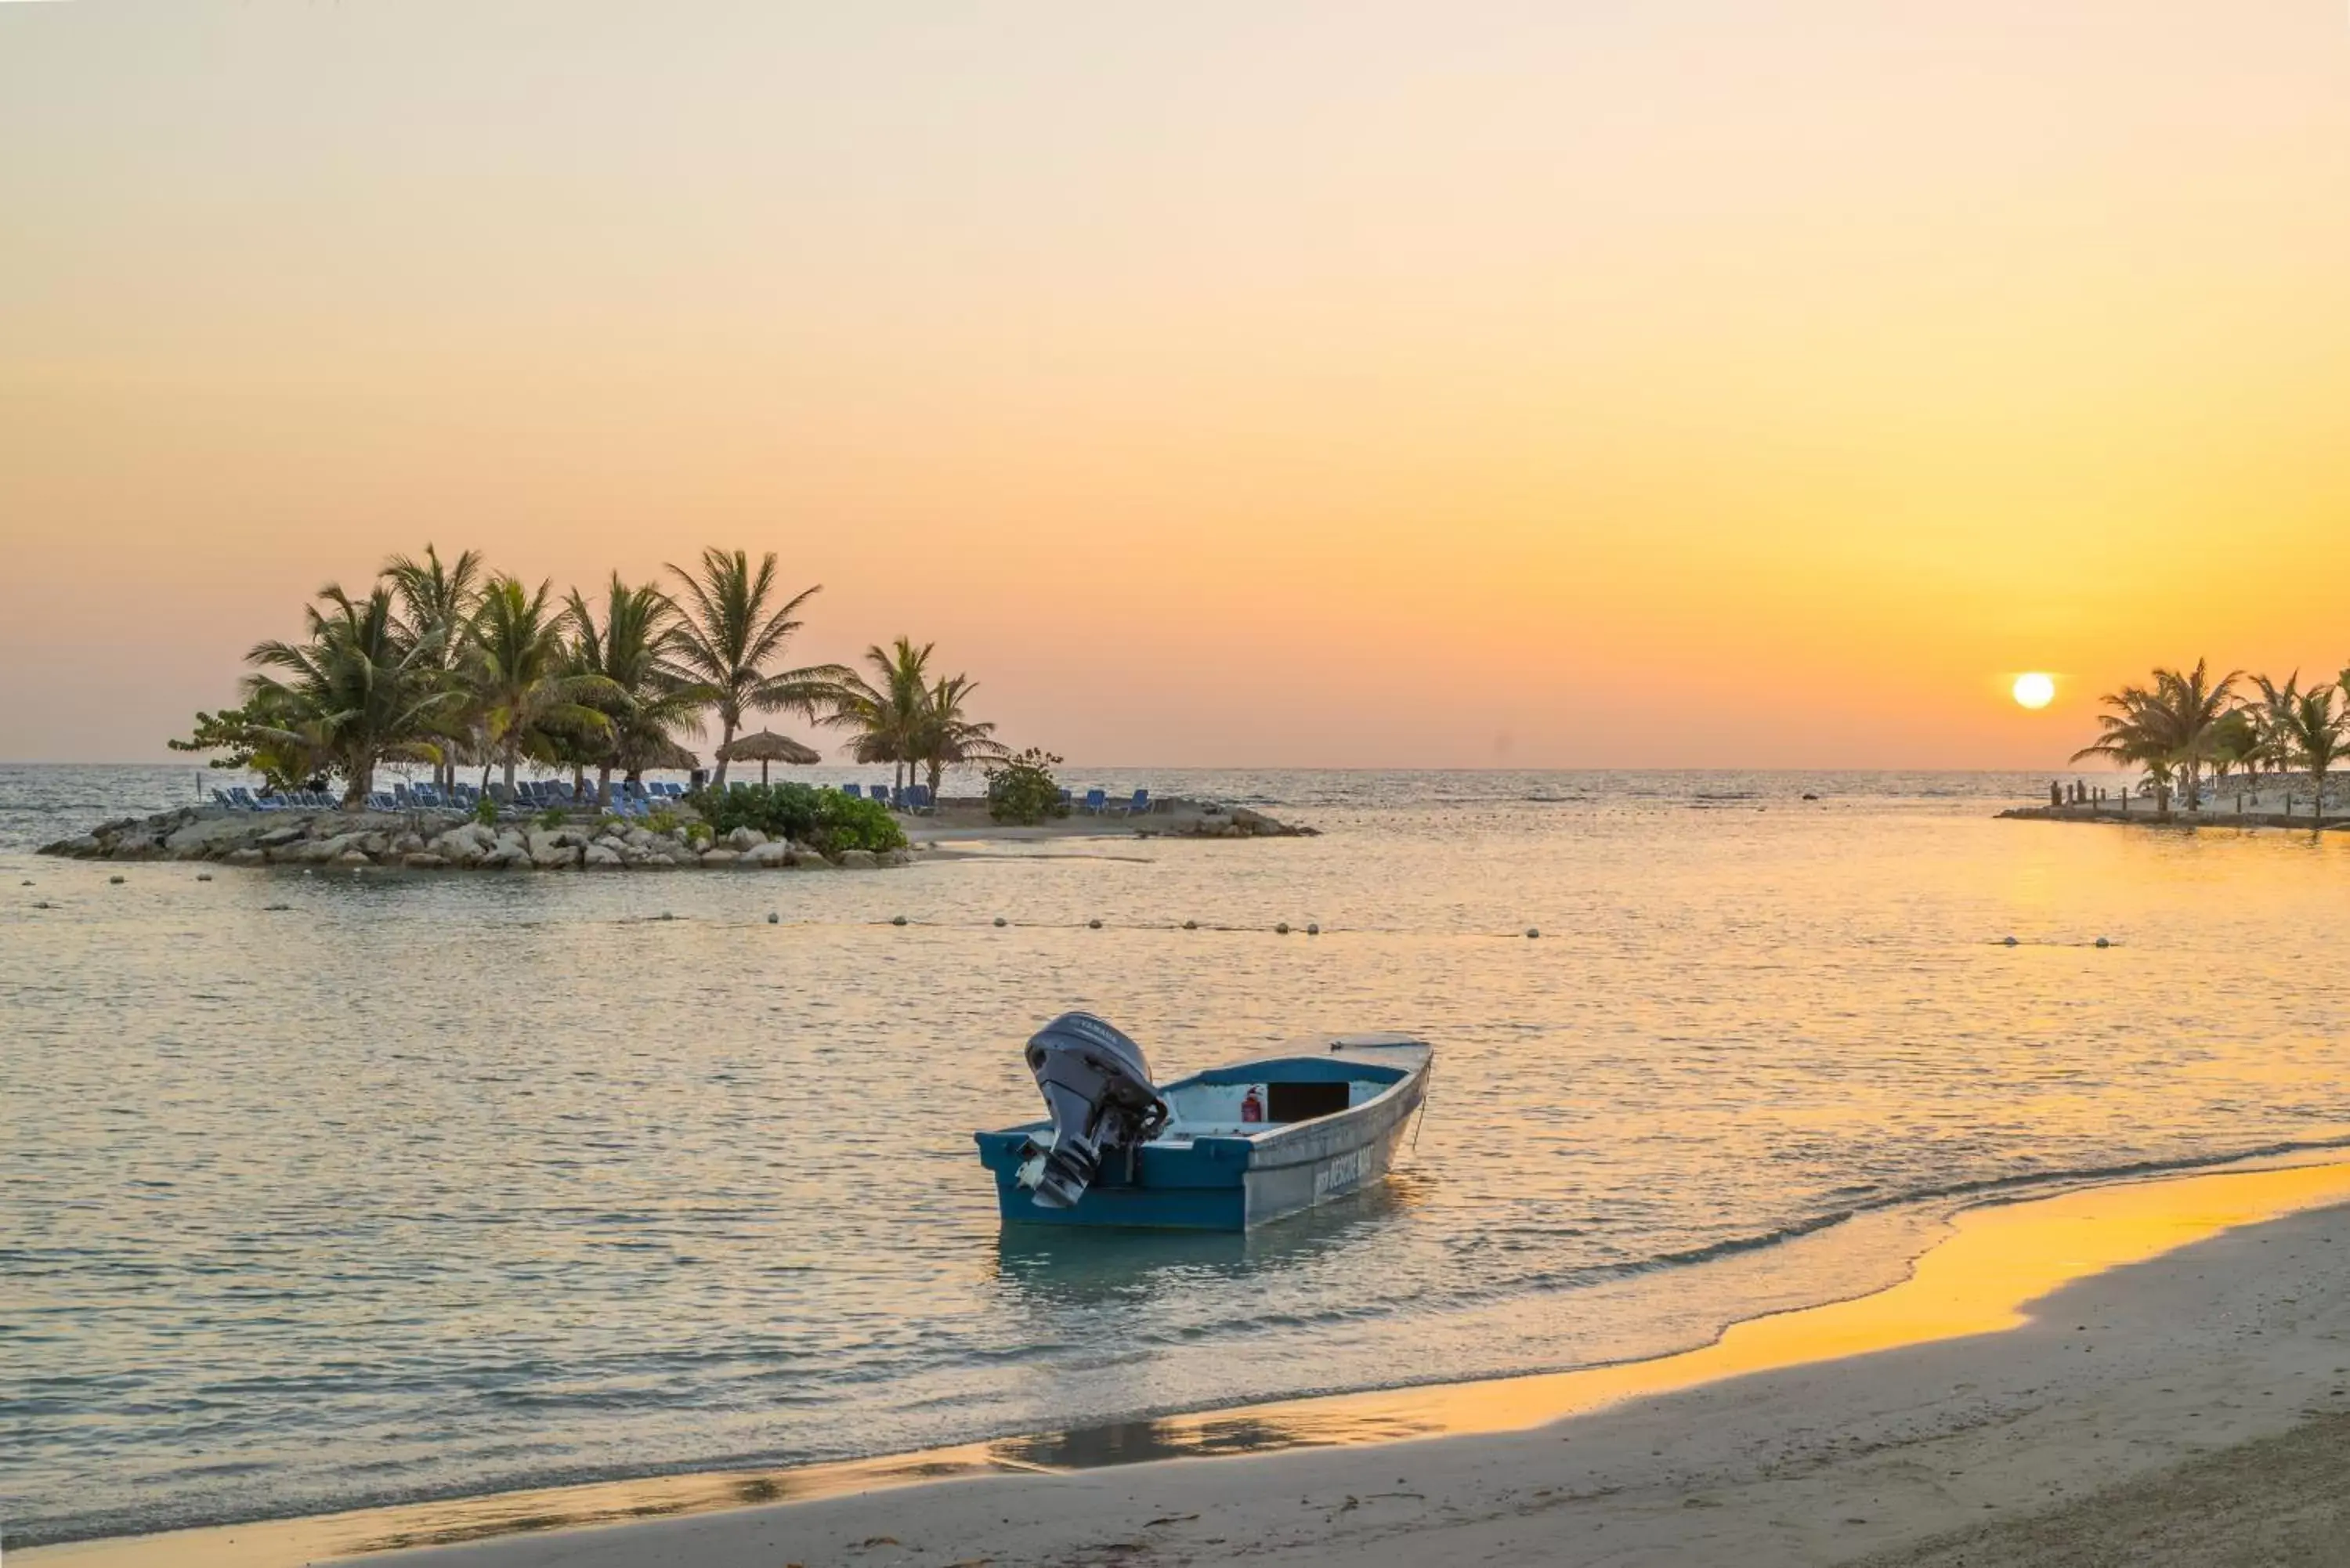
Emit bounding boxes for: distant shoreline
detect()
[1999,803,2350,831]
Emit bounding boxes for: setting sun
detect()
[2012,673,2057,710]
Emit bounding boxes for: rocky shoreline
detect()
[39,807,911,872]
[36,797,1315,871]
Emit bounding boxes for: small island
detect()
[57,540,1314,869]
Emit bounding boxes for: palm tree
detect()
[665,548,848,785]
[2157,659,2243,812]
[244,583,457,805]
[2247,672,2303,791]
[2278,685,2346,818]
[2073,679,2178,815]
[381,545,485,792]
[910,673,1008,799]
[2071,660,2242,818]
[463,576,617,791]
[822,637,934,793]
[566,575,710,807]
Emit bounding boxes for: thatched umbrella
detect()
[642,739,702,773]
[716,728,822,785]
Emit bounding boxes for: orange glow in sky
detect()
[3,2,2346,766]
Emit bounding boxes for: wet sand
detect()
[29,1160,2350,1567]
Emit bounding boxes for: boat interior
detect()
[1150,1059,1412,1143]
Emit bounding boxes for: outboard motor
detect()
[1021,1011,1168,1208]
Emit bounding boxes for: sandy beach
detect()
[31,1159,2350,1568]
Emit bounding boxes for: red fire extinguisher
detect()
[1241,1086,1264,1124]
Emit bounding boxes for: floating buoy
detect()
[767,912,779,924]
[19,880,31,887]
[2095,936,2110,948]
[108,875,125,884]
[197,873,212,882]
[1526,927,1540,939]
[2003,935,2019,947]
[992,916,1007,927]
[658,912,674,921]
[1182,919,1197,930]
[264,902,290,912]
[1087,918,1103,929]
[1306,923,1320,935]
[1275,921,1290,934]
[32,900,52,909]
[891,914,909,927]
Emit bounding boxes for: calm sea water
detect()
[7,763,2350,1547]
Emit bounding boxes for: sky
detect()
[2,2,2346,768]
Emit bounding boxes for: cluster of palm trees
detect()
[175,545,1007,807]
[2073,658,2348,816]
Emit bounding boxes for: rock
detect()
[166,818,251,855]
[531,843,579,869]
[745,841,791,867]
[224,847,266,866]
[256,825,305,848]
[526,829,566,860]
[835,848,878,870]
[879,847,912,867]
[583,844,624,869]
[111,833,160,858]
[335,850,373,867]
[700,848,739,866]
[403,853,448,869]
[479,845,527,869]
[392,833,425,855]
[358,833,390,856]
[624,827,656,851]
[726,826,768,851]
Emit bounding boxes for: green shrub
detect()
[684,782,907,854]
[473,796,499,827]
[986,748,1068,825]
[536,807,568,829]
[646,807,680,836]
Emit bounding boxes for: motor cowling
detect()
[1021,1011,1168,1208]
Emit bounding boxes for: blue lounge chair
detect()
[1059,787,1072,810]
[1082,788,1107,814]
[212,788,240,811]
[842,783,862,799]
[907,784,933,813]
[1112,788,1150,816]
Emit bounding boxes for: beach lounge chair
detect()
[842,783,862,799]
[907,784,933,813]
[1059,787,1072,810]
[212,788,240,811]
[1081,788,1107,815]
[1112,789,1150,816]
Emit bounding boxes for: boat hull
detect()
[975,1037,1430,1232]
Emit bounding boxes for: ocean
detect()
[6,763,2349,1547]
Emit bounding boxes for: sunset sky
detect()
[3,2,2345,768]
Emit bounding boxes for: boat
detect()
[973,1012,1432,1231]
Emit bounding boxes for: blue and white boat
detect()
[974,1013,1432,1231]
